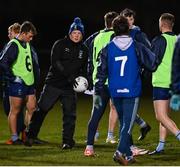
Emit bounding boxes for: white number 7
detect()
[115,56,127,76]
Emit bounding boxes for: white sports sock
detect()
[12,133,18,141]
[176,131,180,141]
[86,145,93,150]
[156,140,165,152]
[107,131,114,138]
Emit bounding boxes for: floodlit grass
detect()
[0,94,180,165]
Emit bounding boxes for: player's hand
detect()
[93,94,102,109]
[170,94,180,111]
[68,75,77,87]
[73,79,78,88]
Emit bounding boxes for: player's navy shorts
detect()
[9,82,35,98]
[153,87,171,100]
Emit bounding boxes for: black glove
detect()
[73,79,78,88]
[67,75,78,88]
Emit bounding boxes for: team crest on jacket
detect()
[65,47,70,52]
[78,50,83,59]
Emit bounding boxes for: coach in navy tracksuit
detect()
[94,16,158,165]
[25,17,88,149]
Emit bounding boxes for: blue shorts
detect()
[9,82,35,98]
[153,87,171,100]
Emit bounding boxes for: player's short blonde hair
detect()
[8,23,21,33]
[160,13,175,28]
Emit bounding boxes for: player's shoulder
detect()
[152,34,165,44]
[177,34,180,41]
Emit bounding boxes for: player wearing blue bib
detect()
[107,42,141,97]
[95,16,157,165]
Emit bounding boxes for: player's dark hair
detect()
[20,21,37,35]
[113,15,129,36]
[120,8,136,18]
[104,11,119,28]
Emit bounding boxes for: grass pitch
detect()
[0,94,180,166]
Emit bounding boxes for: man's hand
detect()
[73,79,78,88]
[68,75,78,88]
[93,94,102,109]
[170,94,180,111]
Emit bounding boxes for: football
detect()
[73,76,88,93]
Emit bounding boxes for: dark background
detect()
[0,0,179,91]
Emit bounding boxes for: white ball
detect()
[73,76,88,93]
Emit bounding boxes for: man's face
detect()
[21,31,34,42]
[126,16,134,28]
[8,29,18,40]
[69,30,83,43]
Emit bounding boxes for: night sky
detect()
[0,0,179,72]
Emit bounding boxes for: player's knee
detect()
[29,106,36,112]
[155,114,161,122]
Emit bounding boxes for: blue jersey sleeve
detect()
[31,45,40,87]
[130,27,151,49]
[0,42,18,81]
[171,35,180,94]
[135,41,158,72]
[151,35,166,65]
[95,46,108,94]
[84,31,99,49]
[135,31,151,49]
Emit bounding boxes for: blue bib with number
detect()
[107,41,142,97]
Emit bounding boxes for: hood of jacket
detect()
[112,35,133,51]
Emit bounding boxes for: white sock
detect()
[176,131,180,141]
[11,133,18,141]
[156,140,165,152]
[107,131,114,138]
[86,145,93,150]
[95,131,99,138]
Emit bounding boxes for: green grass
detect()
[0,94,180,166]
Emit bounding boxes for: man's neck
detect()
[17,34,24,42]
[161,28,172,33]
